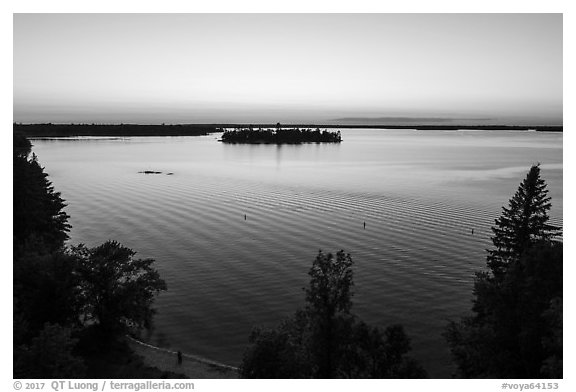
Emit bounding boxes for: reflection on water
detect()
[32,129,562,377]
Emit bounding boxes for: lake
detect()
[31,128,563,377]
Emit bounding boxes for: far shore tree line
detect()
[13,130,562,378]
[13,122,563,138]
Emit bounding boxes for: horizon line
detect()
[13,122,563,129]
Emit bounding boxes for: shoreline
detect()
[126,336,239,379]
[14,123,562,138]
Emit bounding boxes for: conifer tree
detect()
[13,133,70,255]
[445,165,563,378]
[487,164,560,279]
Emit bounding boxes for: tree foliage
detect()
[74,240,167,336]
[14,323,86,379]
[306,250,354,317]
[445,165,562,378]
[14,250,84,341]
[241,250,426,378]
[221,127,342,144]
[487,164,560,279]
[14,132,32,158]
[13,134,170,378]
[13,132,70,255]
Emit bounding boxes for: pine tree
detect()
[445,165,563,378]
[487,164,560,279]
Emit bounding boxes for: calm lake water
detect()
[32,129,563,377]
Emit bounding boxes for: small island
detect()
[220,126,342,144]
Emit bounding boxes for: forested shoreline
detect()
[13,132,179,378]
[14,123,218,137]
[14,123,561,138]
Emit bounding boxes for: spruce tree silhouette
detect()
[487,164,560,279]
[445,165,563,378]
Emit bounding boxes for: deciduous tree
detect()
[14,323,86,378]
[74,241,167,337]
[241,250,426,378]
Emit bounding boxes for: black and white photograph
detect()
[10,5,566,388]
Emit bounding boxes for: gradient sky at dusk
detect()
[13,13,562,125]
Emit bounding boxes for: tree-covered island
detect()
[220,125,342,144]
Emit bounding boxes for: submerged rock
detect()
[139,170,162,174]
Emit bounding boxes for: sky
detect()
[13,13,563,125]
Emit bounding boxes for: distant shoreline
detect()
[14,123,562,138]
